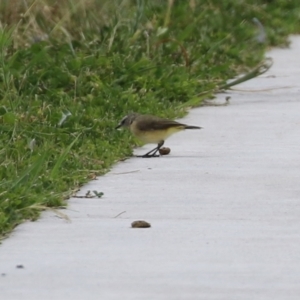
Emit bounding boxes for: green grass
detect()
[0,0,300,237]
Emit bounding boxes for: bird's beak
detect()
[115,124,121,130]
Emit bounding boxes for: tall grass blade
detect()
[50,133,81,179]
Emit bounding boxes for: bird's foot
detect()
[136,154,160,158]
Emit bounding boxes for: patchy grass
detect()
[0,0,300,237]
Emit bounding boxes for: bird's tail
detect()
[184,125,202,129]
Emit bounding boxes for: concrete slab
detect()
[1,36,300,300]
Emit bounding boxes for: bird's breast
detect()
[130,125,182,144]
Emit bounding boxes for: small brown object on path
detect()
[131,220,151,228]
[159,147,171,155]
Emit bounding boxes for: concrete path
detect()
[1,36,300,300]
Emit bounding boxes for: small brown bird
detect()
[116,113,202,157]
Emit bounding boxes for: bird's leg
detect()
[138,141,164,158]
[148,140,164,157]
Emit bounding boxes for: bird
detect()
[115,113,202,157]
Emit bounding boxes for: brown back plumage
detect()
[134,114,201,131]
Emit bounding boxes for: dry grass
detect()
[0,0,120,47]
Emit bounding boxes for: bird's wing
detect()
[136,117,184,131]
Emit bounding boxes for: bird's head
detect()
[115,113,138,129]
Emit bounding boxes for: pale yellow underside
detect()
[130,124,184,144]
